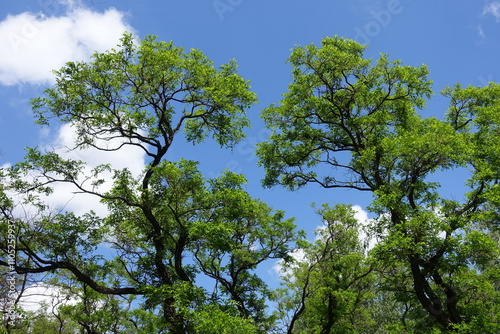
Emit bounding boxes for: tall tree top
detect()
[32,33,257,161]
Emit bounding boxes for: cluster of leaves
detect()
[1,34,500,333]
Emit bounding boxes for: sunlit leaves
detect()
[259,36,500,331]
[274,204,374,333]
[258,36,433,191]
[31,32,256,155]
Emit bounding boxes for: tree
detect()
[273,204,375,334]
[257,36,500,332]
[0,33,301,332]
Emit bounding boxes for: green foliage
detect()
[2,33,500,333]
[259,36,500,332]
[31,33,256,149]
[103,159,298,330]
[274,204,375,333]
[190,305,259,334]
[0,33,296,333]
[257,36,434,191]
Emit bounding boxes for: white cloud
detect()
[272,248,306,279]
[352,205,377,251]
[0,4,135,85]
[18,282,78,313]
[483,2,500,22]
[51,123,145,174]
[2,123,146,218]
[39,123,146,217]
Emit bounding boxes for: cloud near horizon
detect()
[0,3,135,85]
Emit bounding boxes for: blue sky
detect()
[1,0,500,287]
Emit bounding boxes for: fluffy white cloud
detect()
[39,123,146,217]
[2,123,146,218]
[0,3,135,85]
[271,248,306,279]
[18,282,78,313]
[352,204,377,251]
[50,123,145,175]
[483,2,500,21]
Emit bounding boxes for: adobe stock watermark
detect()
[213,0,243,21]
[353,0,410,45]
[7,0,63,53]
[478,74,494,86]
[3,219,23,327]
[207,127,271,178]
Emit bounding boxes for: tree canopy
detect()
[1,33,298,333]
[257,36,500,333]
[1,34,500,333]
